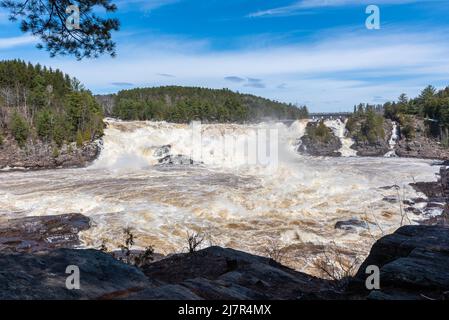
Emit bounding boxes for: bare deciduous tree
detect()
[186,231,205,254]
[313,243,361,288]
[261,238,289,265]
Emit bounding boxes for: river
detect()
[0,119,440,274]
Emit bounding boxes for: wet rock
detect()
[379,185,400,191]
[334,219,369,232]
[0,213,91,253]
[405,207,422,215]
[382,196,398,204]
[410,166,449,225]
[158,155,195,165]
[153,145,172,158]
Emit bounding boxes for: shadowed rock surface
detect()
[0,225,448,299]
[350,225,449,300]
[0,249,152,300]
[141,246,336,300]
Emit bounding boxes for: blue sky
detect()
[1,0,449,112]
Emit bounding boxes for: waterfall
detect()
[385,121,398,157]
[324,119,357,157]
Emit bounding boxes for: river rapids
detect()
[0,119,440,275]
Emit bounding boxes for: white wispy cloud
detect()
[0,35,36,49]
[27,28,449,112]
[115,0,181,11]
[248,0,436,18]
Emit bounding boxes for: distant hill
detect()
[95,86,308,123]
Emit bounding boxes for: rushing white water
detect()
[0,119,439,275]
[385,121,399,157]
[324,119,357,157]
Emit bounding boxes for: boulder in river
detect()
[334,219,369,232]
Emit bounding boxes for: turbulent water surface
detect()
[0,120,440,274]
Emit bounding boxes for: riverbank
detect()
[0,136,101,170]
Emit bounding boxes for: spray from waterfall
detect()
[90,120,310,172]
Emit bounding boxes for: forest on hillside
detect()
[0,60,104,148]
[346,85,449,145]
[105,86,308,123]
[383,86,449,141]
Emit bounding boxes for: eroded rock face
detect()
[350,225,449,300]
[0,137,100,170]
[396,118,449,160]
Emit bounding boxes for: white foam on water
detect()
[0,119,440,275]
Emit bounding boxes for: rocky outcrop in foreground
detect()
[0,211,448,299]
[350,225,449,300]
[0,137,100,170]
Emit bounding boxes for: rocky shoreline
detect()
[0,137,101,170]
[0,217,447,299]
[297,117,449,160]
